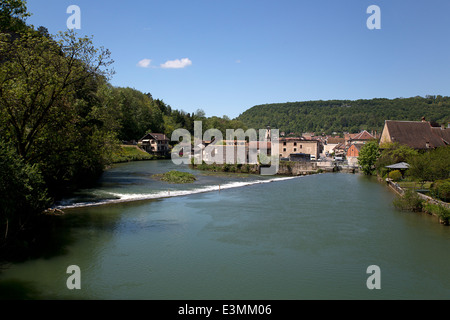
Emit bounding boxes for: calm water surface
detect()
[1,160,449,299]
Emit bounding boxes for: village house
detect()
[323,136,345,155]
[346,143,364,167]
[138,133,170,155]
[379,119,450,150]
[199,140,251,164]
[279,137,320,160]
[197,127,274,165]
[333,142,346,157]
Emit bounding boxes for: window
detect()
[294,148,297,152]
[283,148,286,152]
[294,142,297,146]
[300,145,302,149]
[283,142,286,146]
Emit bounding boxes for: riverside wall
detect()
[277,161,359,175]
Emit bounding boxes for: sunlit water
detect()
[1,160,449,299]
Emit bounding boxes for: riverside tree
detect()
[407,146,450,185]
[358,140,381,175]
[0,1,118,253]
[0,23,116,194]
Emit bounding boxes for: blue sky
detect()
[27,0,450,119]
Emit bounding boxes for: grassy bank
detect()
[111,145,156,163]
[190,161,260,174]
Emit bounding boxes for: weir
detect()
[55,176,300,210]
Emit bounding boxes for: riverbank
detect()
[190,160,359,176]
[381,176,450,225]
[110,145,168,163]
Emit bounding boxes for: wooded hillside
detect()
[236,97,450,135]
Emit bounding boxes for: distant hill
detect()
[236,96,450,135]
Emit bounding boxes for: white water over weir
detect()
[55,176,300,209]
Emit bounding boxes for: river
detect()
[0,160,449,299]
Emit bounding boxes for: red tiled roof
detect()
[350,130,374,141]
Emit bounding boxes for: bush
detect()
[431,179,450,202]
[393,190,423,212]
[153,170,196,184]
[423,202,450,225]
[388,170,403,182]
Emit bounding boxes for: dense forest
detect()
[237,97,450,135]
[0,0,245,257]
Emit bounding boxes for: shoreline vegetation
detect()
[152,170,197,184]
[358,140,450,225]
[110,145,167,163]
[386,178,450,225]
[189,158,339,176]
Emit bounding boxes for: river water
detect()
[0,160,449,300]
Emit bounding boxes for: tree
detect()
[0,140,50,249]
[376,143,418,177]
[358,141,380,175]
[0,21,118,198]
[0,29,114,161]
[407,146,450,185]
[0,0,30,32]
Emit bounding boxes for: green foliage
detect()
[237,97,450,135]
[192,161,258,174]
[154,170,196,184]
[422,202,450,225]
[0,26,116,197]
[0,141,51,243]
[406,146,450,184]
[376,143,418,177]
[110,87,163,141]
[431,179,450,202]
[388,170,403,182]
[0,0,30,32]
[110,145,154,163]
[357,141,380,175]
[393,190,424,212]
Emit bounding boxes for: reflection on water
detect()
[1,161,449,300]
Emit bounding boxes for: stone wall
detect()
[277,161,319,175]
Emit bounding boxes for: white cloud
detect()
[137,59,152,68]
[160,58,192,69]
